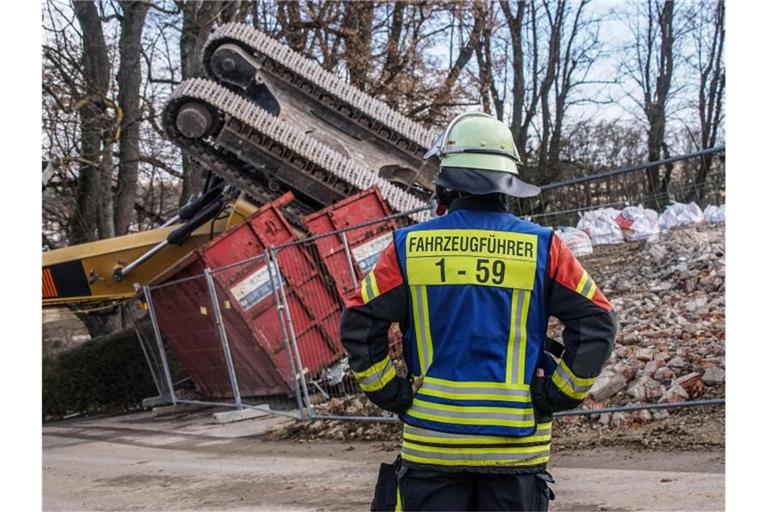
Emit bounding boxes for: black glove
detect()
[531,369,554,424]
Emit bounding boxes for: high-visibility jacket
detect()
[341,196,616,472]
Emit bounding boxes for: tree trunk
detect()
[70,1,112,245]
[179,1,224,207]
[645,0,675,207]
[277,0,306,52]
[342,0,375,91]
[500,1,527,147]
[114,0,150,236]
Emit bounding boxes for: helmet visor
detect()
[436,167,540,198]
[424,129,447,160]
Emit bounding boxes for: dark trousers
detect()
[372,460,554,512]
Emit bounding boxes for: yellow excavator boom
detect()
[42,198,257,307]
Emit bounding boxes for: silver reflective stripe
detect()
[401,445,550,462]
[554,365,593,393]
[421,380,529,398]
[413,285,431,371]
[581,276,595,297]
[364,275,375,302]
[510,289,526,383]
[358,359,395,388]
[404,424,552,440]
[410,402,534,423]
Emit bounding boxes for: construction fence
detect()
[137,147,726,422]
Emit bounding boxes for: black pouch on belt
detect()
[371,456,401,511]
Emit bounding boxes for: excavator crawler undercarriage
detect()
[163,23,440,222]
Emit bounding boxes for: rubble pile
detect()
[571,222,725,426]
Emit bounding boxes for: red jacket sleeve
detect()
[344,242,404,308]
[548,234,612,311]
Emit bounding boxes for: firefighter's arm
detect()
[340,242,413,414]
[539,234,618,413]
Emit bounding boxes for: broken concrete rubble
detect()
[702,366,726,385]
[660,384,689,403]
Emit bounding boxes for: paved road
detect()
[43,410,724,511]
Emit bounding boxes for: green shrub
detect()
[43,327,157,419]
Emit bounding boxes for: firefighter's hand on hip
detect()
[412,375,424,394]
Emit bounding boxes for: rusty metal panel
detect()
[303,187,398,298]
[150,192,343,399]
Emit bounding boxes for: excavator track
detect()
[163,78,431,222]
[202,23,439,194]
[204,23,437,151]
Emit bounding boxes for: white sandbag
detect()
[615,205,660,241]
[659,202,705,231]
[703,204,726,224]
[555,227,593,256]
[577,208,624,245]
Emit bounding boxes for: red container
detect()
[150,193,344,398]
[303,187,398,299]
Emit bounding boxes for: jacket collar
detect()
[448,194,509,213]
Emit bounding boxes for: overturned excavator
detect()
[163,23,438,223]
[44,23,440,308]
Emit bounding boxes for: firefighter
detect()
[340,112,617,512]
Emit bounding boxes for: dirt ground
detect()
[43,407,724,511]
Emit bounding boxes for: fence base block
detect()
[152,404,202,417]
[142,395,172,409]
[213,406,271,424]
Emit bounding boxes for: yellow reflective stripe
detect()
[517,290,531,384]
[419,387,529,403]
[410,285,433,373]
[412,399,532,415]
[369,271,380,297]
[585,279,597,300]
[403,440,548,455]
[403,425,552,445]
[360,272,381,305]
[420,376,530,402]
[552,361,595,400]
[505,289,531,384]
[424,376,528,390]
[358,365,396,392]
[404,432,552,446]
[395,485,401,512]
[575,272,589,294]
[408,399,535,427]
[559,361,595,387]
[401,451,550,468]
[552,371,588,400]
[360,276,371,303]
[353,357,391,379]
[505,289,520,383]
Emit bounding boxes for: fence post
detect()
[203,268,243,409]
[143,285,177,406]
[270,245,315,418]
[124,301,165,399]
[265,249,305,418]
[341,231,358,289]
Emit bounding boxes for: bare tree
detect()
[684,0,725,201]
[114,0,151,236]
[341,0,375,90]
[413,1,484,120]
[70,0,115,244]
[178,0,227,206]
[500,1,527,142]
[621,0,687,204]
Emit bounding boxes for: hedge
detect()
[43,326,157,419]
